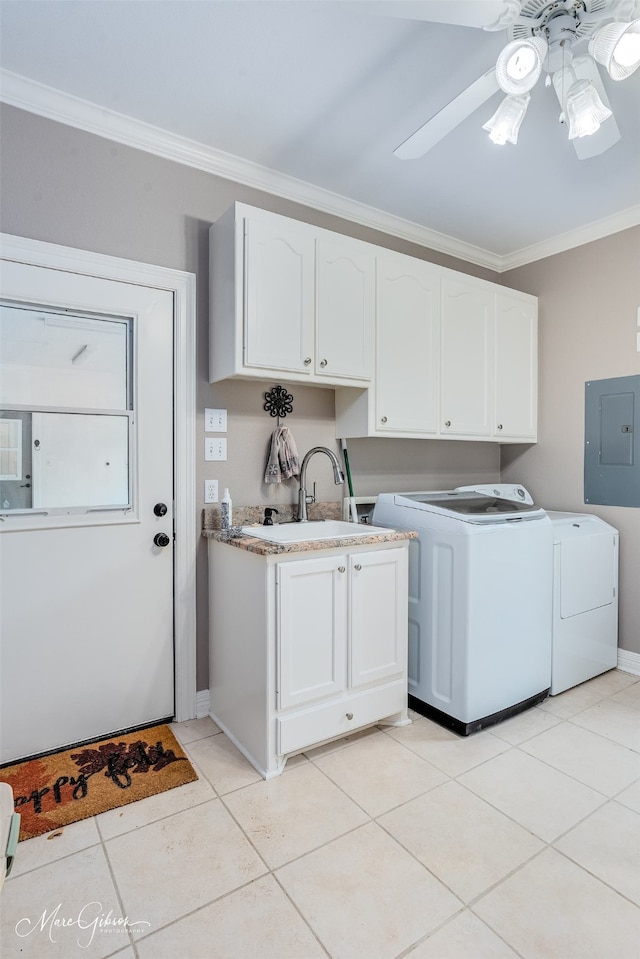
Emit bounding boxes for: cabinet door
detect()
[244,215,314,374]
[376,253,439,434]
[494,292,537,440]
[316,236,374,381]
[349,548,407,690]
[277,555,347,710]
[440,276,492,436]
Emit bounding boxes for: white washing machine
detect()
[547,512,619,695]
[373,484,553,735]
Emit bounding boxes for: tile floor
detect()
[2,669,640,959]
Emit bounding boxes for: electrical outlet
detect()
[204,479,219,503]
[205,408,227,432]
[205,437,227,461]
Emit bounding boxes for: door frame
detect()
[0,233,197,723]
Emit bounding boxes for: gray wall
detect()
[502,227,640,655]
[1,105,503,690]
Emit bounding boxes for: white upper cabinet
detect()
[244,215,314,375]
[493,290,538,440]
[440,274,493,438]
[210,204,374,386]
[211,203,538,444]
[316,235,374,381]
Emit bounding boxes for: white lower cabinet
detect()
[209,539,410,778]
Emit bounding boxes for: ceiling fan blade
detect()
[394,69,500,159]
[367,1,518,29]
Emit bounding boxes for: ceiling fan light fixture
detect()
[482,92,530,145]
[589,19,640,79]
[495,37,548,95]
[565,79,613,139]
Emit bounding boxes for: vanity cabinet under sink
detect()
[208,537,409,778]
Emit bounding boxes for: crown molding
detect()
[2,69,638,274]
[499,205,640,273]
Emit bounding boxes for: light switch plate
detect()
[205,408,227,432]
[205,437,227,461]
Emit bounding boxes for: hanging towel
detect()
[264,426,300,483]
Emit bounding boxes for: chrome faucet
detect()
[297,447,345,522]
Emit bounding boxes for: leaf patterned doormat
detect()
[0,724,198,841]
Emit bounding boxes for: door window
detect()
[0,301,133,518]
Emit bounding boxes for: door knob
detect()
[154,503,168,516]
[154,532,171,548]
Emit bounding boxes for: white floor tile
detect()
[8,815,101,878]
[136,875,326,959]
[311,730,448,817]
[1,845,129,959]
[379,781,543,902]
[519,721,640,796]
[383,716,510,777]
[571,699,640,752]
[610,680,640,710]
[554,801,640,904]
[105,799,266,932]
[186,732,263,794]
[276,822,461,959]
[405,910,519,958]
[222,761,368,868]
[170,716,221,744]
[459,748,606,842]
[616,779,640,814]
[96,769,215,840]
[474,848,640,959]
[488,706,561,746]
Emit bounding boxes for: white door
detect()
[0,259,175,764]
[440,275,492,437]
[494,291,538,440]
[349,548,407,689]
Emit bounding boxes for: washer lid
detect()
[393,490,544,523]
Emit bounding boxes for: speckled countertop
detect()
[203,502,416,556]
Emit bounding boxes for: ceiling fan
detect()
[389,0,640,160]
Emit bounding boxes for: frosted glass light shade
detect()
[589,19,640,79]
[483,93,530,145]
[565,79,612,138]
[495,37,548,94]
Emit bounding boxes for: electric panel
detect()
[585,375,639,507]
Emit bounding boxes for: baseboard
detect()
[617,648,640,677]
[195,689,210,719]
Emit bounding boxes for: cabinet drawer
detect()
[276,680,406,756]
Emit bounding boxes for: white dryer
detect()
[547,512,618,695]
[373,485,553,735]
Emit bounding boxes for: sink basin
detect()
[240,520,391,544]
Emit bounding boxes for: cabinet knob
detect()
[497,423,503,430]
[380,416,388,424]
[346,712,354,721]
[444,420,451,428]
[354,563,362,571]
[303,357,312,366]
[338,566,345,573]
[320,358,328,368]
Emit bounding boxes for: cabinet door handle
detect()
[380,416,388,424]
[346,712,354,721]
[303,357,312,366]
[354,563,362,571]
[444,420,451,428]
[320,358,328,368]
[338,566,345,573]
[497,423,503,430]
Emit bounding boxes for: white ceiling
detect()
[1,0,639,269]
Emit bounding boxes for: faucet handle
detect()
[306,481,317,506]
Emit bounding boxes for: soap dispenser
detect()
[263,507,279,526]
[221,488,232,529]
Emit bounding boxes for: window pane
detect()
[0,303,130,410]
[0,411,130,511]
